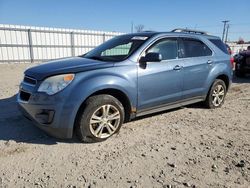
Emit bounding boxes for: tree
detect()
[237,37,245,44]
[135,24,145,32]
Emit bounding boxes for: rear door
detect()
[179,37,213,99]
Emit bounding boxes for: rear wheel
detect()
[205,79,227,109]
[76,94,124,142]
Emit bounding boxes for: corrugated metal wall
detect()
[0,24,124,63]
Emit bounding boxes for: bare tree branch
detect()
[135,24,145,32]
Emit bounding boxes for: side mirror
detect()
[140,52,162,63]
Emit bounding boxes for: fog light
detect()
[35,110,54,124]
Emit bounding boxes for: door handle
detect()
[173,65,183,70]
[207,60,213,64]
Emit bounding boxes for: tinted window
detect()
[209,39,229,54]
[180,38,212,58]
[147,38,178,60]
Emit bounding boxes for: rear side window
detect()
[180,38,212,58]
[209,39,229,54]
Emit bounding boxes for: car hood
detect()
[25,57,114,80]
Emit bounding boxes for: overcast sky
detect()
[0,0,249,41]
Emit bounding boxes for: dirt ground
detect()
[0,63,249,188]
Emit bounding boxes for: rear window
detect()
[180,38,212,58]
[209,39,229,54]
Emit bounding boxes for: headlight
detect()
[38,74,75,95]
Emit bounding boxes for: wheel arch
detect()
[205,73,231,101]
[216,74,230,91]
[74,88,133,131]
[90,88,133,122]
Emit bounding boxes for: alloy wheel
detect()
[89,104,121,138]
[212,84,225,107]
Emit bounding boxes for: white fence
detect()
[0,24,124,63]
[227,42,250,55]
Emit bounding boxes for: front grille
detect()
[23,76,37,85]
[20,91,31,101]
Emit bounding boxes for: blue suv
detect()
[18,29,233,142]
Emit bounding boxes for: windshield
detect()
[82,35,149,62]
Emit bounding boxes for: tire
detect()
[76,94,125,142]
[235,63,245,77]
[205,79,227,109]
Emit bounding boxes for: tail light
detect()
[230,57,234,68]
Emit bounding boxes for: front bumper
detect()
[17,81,76,139]
[18,103,72,139]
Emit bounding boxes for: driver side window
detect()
[147,38,178,60]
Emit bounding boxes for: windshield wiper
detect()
[85,56,104,61]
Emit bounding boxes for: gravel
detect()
[0,63,250,187]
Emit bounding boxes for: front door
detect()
[137,38,183,112]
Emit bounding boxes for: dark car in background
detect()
[234,46,250,77]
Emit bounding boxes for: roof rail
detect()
[171,28,208,35]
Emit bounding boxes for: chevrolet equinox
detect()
[18,29,233,142]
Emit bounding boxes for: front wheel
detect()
[76,94,125,142]
[205,79,227,109]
